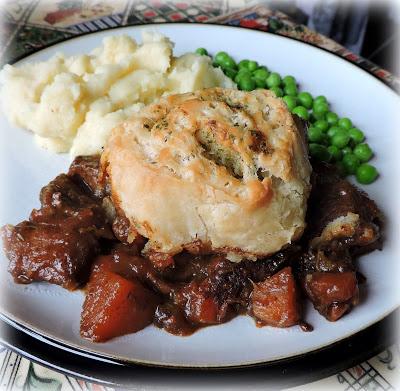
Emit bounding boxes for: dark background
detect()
[265,0,399,75]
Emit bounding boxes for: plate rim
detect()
[1,22,399,369]
[0,310,397,387]
[1,304,399,369]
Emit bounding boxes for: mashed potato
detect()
[0,32,235,156]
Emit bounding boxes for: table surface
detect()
[0,1,399,390]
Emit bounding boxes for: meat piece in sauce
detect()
[178,280,229,325]
[303,271,358,321]
[2,221,97,290]
[154,303,196,336]
[251,267,300,327]
[296,161,383,321]
[80,269,160,342]
[165,252,294,329]
[111,211,147,253]
[68,155,107,198]
[171,256,246,326]
[152,249,297,334]
[32,174,112,239]
[92,246,173,296]
[305,161,382,246]
[1,157,112,290]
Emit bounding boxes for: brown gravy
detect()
[1,156,383,342]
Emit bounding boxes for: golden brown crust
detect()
[102,88,311,261]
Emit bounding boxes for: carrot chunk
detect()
[80,271,159,342]
[251,266,300,327]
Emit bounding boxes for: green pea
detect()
[253,68,269,80]
[341,146,352,156]
[353,143,373,162]
[266,72,282,88]
[314,119,329,132]
[237,68,252,76]
[331,130,350,148]
[327,126,342,139]
[257,65,269,73]
[313,103,329,120]
[342,153,360,175]
[238,76,256,91]
[247,60,258,72]
[235,69,251,83]
[224,67,237,80]
[284,83,298,96]
[215,51,230,65]
[282,95,297,111]
[312,112,325,121]
[283,75,296,85]
[338,117,352,130]
[292,106,309,120]
[297,92,313,109]
[348,127,365,144]
[195,48,208,56]
[215,53,236,70]
[307,127,324,143]
[327,145,342,161]
[222,57,237,70]
[309,143,331,162]
[314,95,327,105]
[234,74,242,83]
[254,77,267,88]
[325,111,339,126]
[313,101,329,115]
[270,86,283,97]
[238,59,250,69]
[356,164,378,184]
[320,133,330,146]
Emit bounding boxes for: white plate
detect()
[0,23,399,368]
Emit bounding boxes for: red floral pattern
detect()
[0,2,398,391]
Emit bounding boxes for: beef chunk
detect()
[177,280,228,325]
[2,222,97,290]
[80,270,160,342]
[39,173,94,210]
[242,246,300,282]
[295,162,383,322]
[68,155,107,198]
[111,213,147,253]
[154,249,298,334]
[303,271,358,321]
[1,159,113,290]
[32,174,112,239]
[154,303,196,336]
[160,252,212,283]
[251,267,300,327]
[146,250,175,270]
[112,214,132,243]
[170,257,238,326]
[305,161,382,247]
[92,247,173,296]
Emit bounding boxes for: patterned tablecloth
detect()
[0,1,398,390]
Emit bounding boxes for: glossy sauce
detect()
[1,157,384,342]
